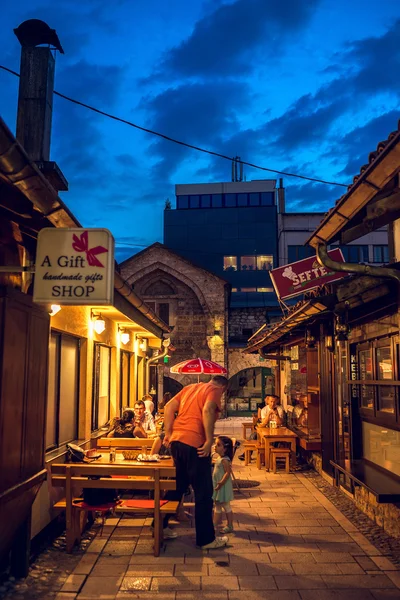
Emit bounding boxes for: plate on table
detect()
[136,454,160,462]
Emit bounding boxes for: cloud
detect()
[143,80,250,180]
[285,181,339,213]
[155,0,319,78]
[335,110,400,179]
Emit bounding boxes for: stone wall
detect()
[354,487,400,538]
[120,243,229,393]
[228,348,275,378]
[229,307,270,339]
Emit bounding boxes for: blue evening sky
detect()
[1,0,399,261]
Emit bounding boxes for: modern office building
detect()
[164,179,281,314]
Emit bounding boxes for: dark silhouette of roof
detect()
[14,19,64,54]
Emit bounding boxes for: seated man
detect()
[133,400,156,438]
[259,394,286,427]
[107,409,135,438]
[238,394,285,460]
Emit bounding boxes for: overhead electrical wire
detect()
[0,64,348,188]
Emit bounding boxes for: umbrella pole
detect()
[197,375,200,383]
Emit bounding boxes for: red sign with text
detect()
[270,248,346,300]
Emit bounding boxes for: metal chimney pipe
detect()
[16,45,55,162]
[278,178,285,213]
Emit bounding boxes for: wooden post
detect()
[65,465,75,553]
[153,470,161,557]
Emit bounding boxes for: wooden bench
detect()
[50,463,178,556]
[330,459,400,503]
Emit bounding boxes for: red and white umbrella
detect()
[170,358,227,375]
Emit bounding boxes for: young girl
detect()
[213,436,234,534]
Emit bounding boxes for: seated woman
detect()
[107,409,135,438]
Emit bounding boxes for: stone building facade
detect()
[120,244,229,397]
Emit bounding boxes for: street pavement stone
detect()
[2,446,400,600]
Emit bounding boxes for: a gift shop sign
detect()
[270,248,346,301]
[33,228,114,305]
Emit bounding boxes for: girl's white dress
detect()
[212,456,234,503]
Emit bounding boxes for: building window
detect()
[92,344,111,431]
[261,191,275,205]
[340,245,369,262]
[256,255,274,270]
[158,303,170,325]
[46,331,80,451]
[287,245,315,263]
[237,193,248,206]
[201,194,211,208]
[352,335,399,425]
[241,287,257,292]
[225,193,236,207]
[224,256,237,271]
[189,195,200,208]
[257,287,274,292]
[376,345,395,413]
[231,288,238,292]
[176,195,188,209]
[373,245,389,263]
[359,348,374,409]
[212,194,223,207]
[240,256,256,270]
[249,193,260,206]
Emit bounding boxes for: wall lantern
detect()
[305,330,316,349]
[49,304,61,317]
[334,314,349,341]
[91,310,106,335]
[325,334,334,352]
[214,329,221,336]
[118,326,130,345]
[139,338,148,352]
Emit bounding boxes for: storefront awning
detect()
[244,299,328,353]
[307,121,400,248]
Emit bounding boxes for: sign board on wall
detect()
[270,248,346,301]
[33,228,114,305]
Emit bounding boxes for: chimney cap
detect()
[14,19,64,54]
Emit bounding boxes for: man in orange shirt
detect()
[163,375,229,549]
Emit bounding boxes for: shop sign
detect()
[33,228,114,305]
[350,350,358,399]
[270,248,346,300]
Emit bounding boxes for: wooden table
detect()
[257,427,298,471]
[96,452,175,469]
[242,422,254,440]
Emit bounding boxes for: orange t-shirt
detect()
[170,382,223,448]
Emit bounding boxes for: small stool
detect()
[243,441,257,465]
[256,444,265,469]
[270,448,291,474]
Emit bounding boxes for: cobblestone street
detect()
[2,457,400,600]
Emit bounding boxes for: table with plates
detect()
[256,427,298,471]
[94,451,175,470]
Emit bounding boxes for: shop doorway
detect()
[226,367,275,417]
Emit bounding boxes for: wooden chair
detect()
[269,447,291,474]
[50,463,178,556]
[96,438,153,450]
[242,441,257,466]
[256,444,265,469]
